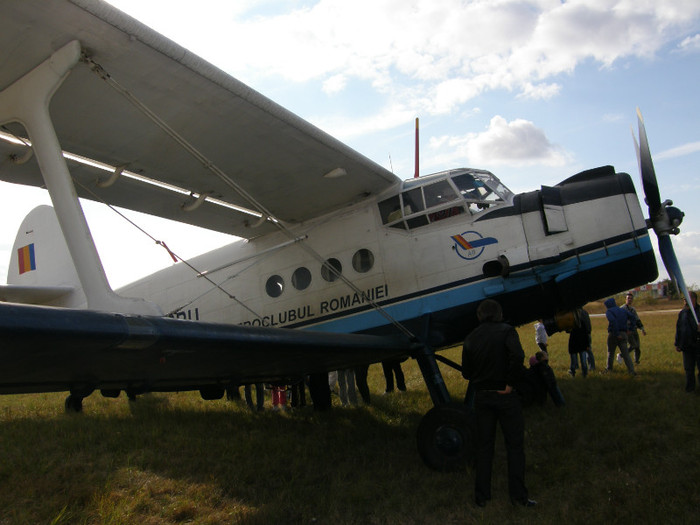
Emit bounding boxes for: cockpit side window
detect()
[379,170,511,230]
[402,187,424,215]
[424,180,458,208]
[453,173,482,200]
[379,195,402,225]
[452,173,502,213]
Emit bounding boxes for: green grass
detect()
[0,304,698,524]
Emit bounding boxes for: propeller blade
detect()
[658,235,698,325]
[636,108,662,216]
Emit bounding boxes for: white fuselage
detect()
[118,167,654,347]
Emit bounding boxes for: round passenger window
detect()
[265,275,284,297]
[321,258,342,282]
[292,267,312,290]
[352,249,374,273]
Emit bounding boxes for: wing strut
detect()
[0,41,160,315]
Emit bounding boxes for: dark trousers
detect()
[244,384,264,410]
[682,348,700,392]
[290,378,307,407]
[381,360,406,392]
[355,364,371,404]
[308,372,332,411]
[474,390,528,504]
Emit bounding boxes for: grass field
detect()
[0,301,698,524]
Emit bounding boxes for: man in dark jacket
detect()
[604,297,636,375]
[462,299,535,508]
[674,291,700,392]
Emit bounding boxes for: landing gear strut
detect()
[64,394,83,413]
[65,387,94,413]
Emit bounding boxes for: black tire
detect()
[417,402,474,472]
[199,386,225,400]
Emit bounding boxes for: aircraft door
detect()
[520,188,571,263]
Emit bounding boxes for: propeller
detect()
[632,108,697,324]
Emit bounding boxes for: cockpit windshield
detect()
[377,168,513,230]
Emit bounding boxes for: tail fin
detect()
[1,205,86,307]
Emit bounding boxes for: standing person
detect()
[381,359,406,393]
[517,351,565,407]
[462,299,536,508]
[308,372,332,411]
[354,364,371,405]
[290,377,307,408]
[604,297,635,375]
[328,370,338,395]
[619,292,646,365]
[568,308,592,378]
[534,320,548,352]
[584,343,596,371]
[337,368,358,406]
[244,383,265,411]
[674,291,700,392]
[271,384,288,410]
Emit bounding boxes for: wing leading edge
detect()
[0,0,400,238]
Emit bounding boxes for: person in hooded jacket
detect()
[604,297,636,375]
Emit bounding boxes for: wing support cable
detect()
[73,179,263,321]
[0,124,263,317]
[82,53,417,341]
[198,235,308,277]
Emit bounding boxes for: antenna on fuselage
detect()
[414,117,419,178]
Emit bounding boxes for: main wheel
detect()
[417,402,474,472]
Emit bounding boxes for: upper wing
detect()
[0,0,400,239]
[0,302,414,395]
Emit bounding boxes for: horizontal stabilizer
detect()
[0,285,75,305]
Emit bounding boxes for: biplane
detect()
[0,0,692,470]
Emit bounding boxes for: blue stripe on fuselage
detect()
[299,234,654,334]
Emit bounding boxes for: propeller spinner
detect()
[633,109,697,323]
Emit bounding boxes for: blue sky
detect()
[2,0,699,290]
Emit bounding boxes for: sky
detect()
[2,0,700,290]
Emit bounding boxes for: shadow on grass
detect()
[0,392,440,524]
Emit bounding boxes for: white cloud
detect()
[108,0,700,115]
[428,115,571,168]
[322,74,347,95]
[517,82,561,100]
[603,113,625,123]
[656,141,700,160]
[672,230,700,288]
[677,34,700,52]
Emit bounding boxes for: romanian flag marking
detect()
[17,243,36,274]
